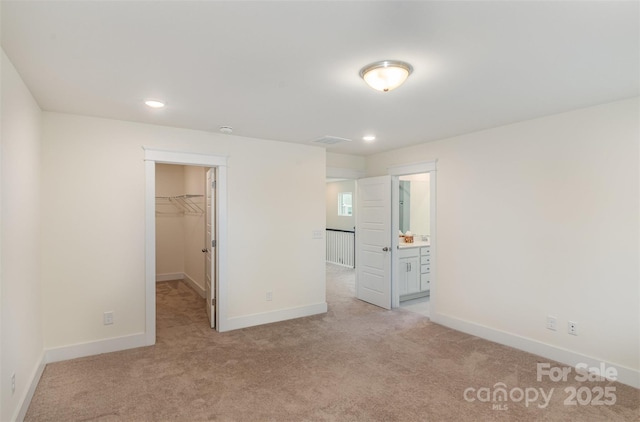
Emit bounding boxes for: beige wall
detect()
[326,180,355,231]
[326,152,365,171]
[367,98,640,373]
[41,112,326,348]
[155,164,185,276]
[1,50,44,422]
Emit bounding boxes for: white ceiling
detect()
[2,1,638,156]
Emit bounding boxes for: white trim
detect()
[143,147,229,336]
[224,302,328,332]
[156,272,184,282]
[144,159,156,346]
[326,166,365,180]
[216,165,229,332]
[156,272,205,297]
[183,272,205,298]
[427,170,437,317]
[326,261,355,269]
[391,175,400,308]
[15,353,46,422]
[143,147,228,167]
[431,312,640,389]
[45,333,147,363]
[388,160,437,176]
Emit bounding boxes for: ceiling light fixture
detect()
[363,135,376,142]
[359,60,413,92]
[219,126,233,134]
[144,100,165,108]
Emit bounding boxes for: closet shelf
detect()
[156,194,204,215]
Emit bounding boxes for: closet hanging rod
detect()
[155,194,204,199]
[155,194,204,215]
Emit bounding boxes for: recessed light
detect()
[144,100,165,108]
[363,135,376,142]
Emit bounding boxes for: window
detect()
[338,192,353,216]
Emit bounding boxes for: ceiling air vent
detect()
[311,135,352,145]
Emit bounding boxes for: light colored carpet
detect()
[400,296,430,318]
[25,265,638,421]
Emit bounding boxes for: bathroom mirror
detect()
[398,173,430,237]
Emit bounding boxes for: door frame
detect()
[388,161,437,310]
[143,147,229,344]
[205,168,216,329]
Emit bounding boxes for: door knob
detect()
[382,247,389,251]
[202,248,208,253]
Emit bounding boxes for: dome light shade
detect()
[359,60,413,92]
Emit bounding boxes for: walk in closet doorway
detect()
[144,148,228,345]
[155,164,208,310]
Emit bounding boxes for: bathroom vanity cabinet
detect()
[398,245,430,299]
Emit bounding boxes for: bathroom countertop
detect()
[398,240,430,248]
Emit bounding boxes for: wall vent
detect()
[311,135,352,145]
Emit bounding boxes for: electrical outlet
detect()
[568,321,578,336]
[266,291,273,301]
[103,311,114,325]
[546,315,557,331]
[11,373,15,394]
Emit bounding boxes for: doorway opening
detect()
[155,164,211,327]
[144,148,228,345]
[354,161,437,315]
[396,173,431,318]
[390,161,437,317]
[325,166,363,302]
[325,178,357,269]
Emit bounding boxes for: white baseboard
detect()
[326,260,355,269]
[157,273,205,298]
[183,272,205,298]
[45,333,147,364]
[19,307,635,421]
[156,272,184,282]
[15,352,46,422]
[17,334,147,421]
[431,311,640,389]
[41,303,327,360]
[18,302,326,419]
[222,302,328,332]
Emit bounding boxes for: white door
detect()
[356,176,392,309]
[205,168,216,328]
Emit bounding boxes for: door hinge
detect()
[212,240,216,248]
[211,298,216,307]
[211,180,216,189]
